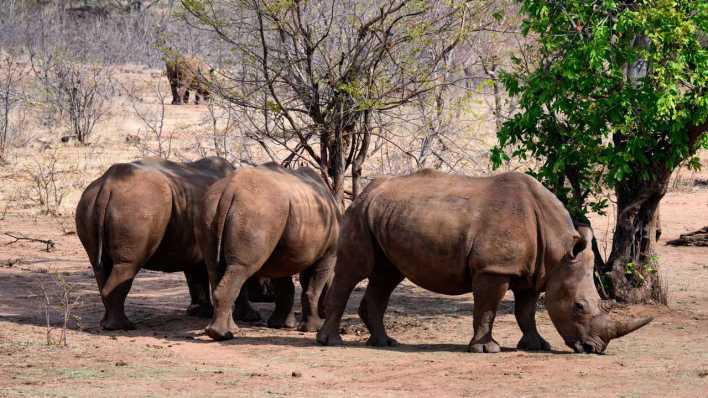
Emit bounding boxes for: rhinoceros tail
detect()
[213,188,236,266]
[94,184,111,271]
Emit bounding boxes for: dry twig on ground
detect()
[3,232,56,252]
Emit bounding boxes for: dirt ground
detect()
[0,187,706,398]
[0,67,707,397]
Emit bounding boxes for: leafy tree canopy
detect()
[492,0,708,221]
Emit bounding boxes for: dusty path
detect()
[0,190,707,397]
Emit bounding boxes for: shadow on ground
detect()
[0,267,521,352]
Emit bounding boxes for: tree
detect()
[180,0,480,203]
[492,0,707,302]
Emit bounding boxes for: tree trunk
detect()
[603,171,669,303]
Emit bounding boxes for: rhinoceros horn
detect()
[600,316,653,340]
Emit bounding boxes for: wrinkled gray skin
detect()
[317,170,652,353]
[76,157,262,330]
[199,162,340,341]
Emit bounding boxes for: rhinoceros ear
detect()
[571,225,593,258]
[571,236,587,258]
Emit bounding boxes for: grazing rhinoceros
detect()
[199,162,340,341]
[317,170,652,353]
[76,157,262,330]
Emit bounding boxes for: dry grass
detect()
[0,64,500,221]
[668,168,699,192]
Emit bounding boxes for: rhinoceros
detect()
[76,157,262,330]
[199,162,340,341]
[317,170,652,353]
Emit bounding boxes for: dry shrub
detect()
[124,80,179,159]
[24,151,80,215]
[0,53,29,161]
[189,99,262,165]
[28,55,114,143]
[668,169,698,192]
[37,270,82,347]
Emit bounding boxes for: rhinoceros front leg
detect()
[184,266,213,318]
[513,288,551,351]
[266,277,296,329]
[298,253,335,332]
[469,273,509,353]
[168,78,180,105]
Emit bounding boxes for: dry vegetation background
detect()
[0,1,518,218]
[0,1,707,397]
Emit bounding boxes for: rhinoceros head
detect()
[544,226,652,353]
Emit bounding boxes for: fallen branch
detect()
[666,227,708,247]
[3,232,56,252]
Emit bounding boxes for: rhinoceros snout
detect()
[566,337,607,354]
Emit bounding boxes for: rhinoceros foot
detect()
[267,313,296,329]
[468,339,501,353]
[234,307,261,322]
[315,329,344,346]
[297,318,323,332]
[366,335,398,347]
[205,318,238,341]
[100,315,135,331]
[517,333,551,351]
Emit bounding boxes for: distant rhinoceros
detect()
[164,53,213,105]
[199,162,340,341]
[317,170,652,353]
[76,157,262,330]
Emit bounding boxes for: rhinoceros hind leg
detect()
[206,262,256,340]
[99,262,139,331]
[317,255,374,345]
[468,273,509,353]
[185,267,213,318]
[298,253,335,332]
[358,260,404,347]
[513,288,551,351]
[316,268,366,346]
[266,277,296,329]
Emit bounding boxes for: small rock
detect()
[292,371,302,378]
[698,370,708,378]
[115,360,128,367]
